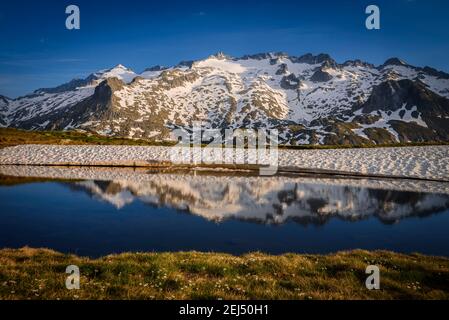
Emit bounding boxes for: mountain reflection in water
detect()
[2,167,449,257]
[66,178,449,226]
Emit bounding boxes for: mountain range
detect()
[1,52,449,145]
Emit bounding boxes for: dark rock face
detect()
[239,53,272,60]
[421,66,449,80]
[143,65,168,72]
[358,79,449,142]
[280,74,301,90]
[0,95,9,105]
[342,60,375,68]
[362,128,397,145]
[380,57,408,68]
[320,121,370,145]
[291,53,336,67]
[361,79,449,115]
[18,78,124,131]
[0,95,9,126]
[176,60,194,68]
[35,78,92,94]
[94,77,124,99]
[361,80,411,113]
[352,114,381,125]
[321,60,337,69]
[310,69,333,82]
[130,76,144,84]
[275,64,288,75]
[272,52,289,58]
[239,52,288,61]
[389,120,439,142]
[269,58,279,65]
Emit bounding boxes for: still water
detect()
[1,169,449,257]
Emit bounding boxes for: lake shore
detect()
[1,144,449,181]
[0,247,448,300]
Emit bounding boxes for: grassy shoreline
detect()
[1,248,448,300]
[1,128,448,149]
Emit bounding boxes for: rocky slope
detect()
[0,95,11,126]
[1,52,449,145]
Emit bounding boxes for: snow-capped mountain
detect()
[1,52,449,145]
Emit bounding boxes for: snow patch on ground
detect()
[195,58,247,74]
[1,145,448,181]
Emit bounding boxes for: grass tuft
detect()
[0,248,448,300]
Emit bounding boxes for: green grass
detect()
[0,128,176,148]
[1,128,447,149]
[1,248,448,300]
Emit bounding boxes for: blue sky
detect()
[1,0,449,98]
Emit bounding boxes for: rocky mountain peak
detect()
[342,59,375,68]
[114,64,129,70]
[381,57,408,68]
[360,79,437,113]
[239,53,273,60]
[421,66,449,80]
[210,51,231,60]
[275,63,289,75]
[0,95,11,103]
[292,53,336,66]
[143,65,168,72]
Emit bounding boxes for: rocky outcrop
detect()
[342,60,375,68]
[280,74,301,90]
[361,79,449,114]
[362,128,398,145]
[35,78,93,94]
[380,57,409,69]
[0,95,10,126]
[310,69,333,82]
[275,63,288,75]
[290,53,337,67]
[143,65,168,72]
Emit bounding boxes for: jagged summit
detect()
[0,95,11,102]
[342,59,375,68]
[381,57,408,68]
[114,64,128,69]
[96,64,133,74]
[209,51,232,60]
[143,65,168,72]
[92,64,137,83]
[292,53,335,65]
